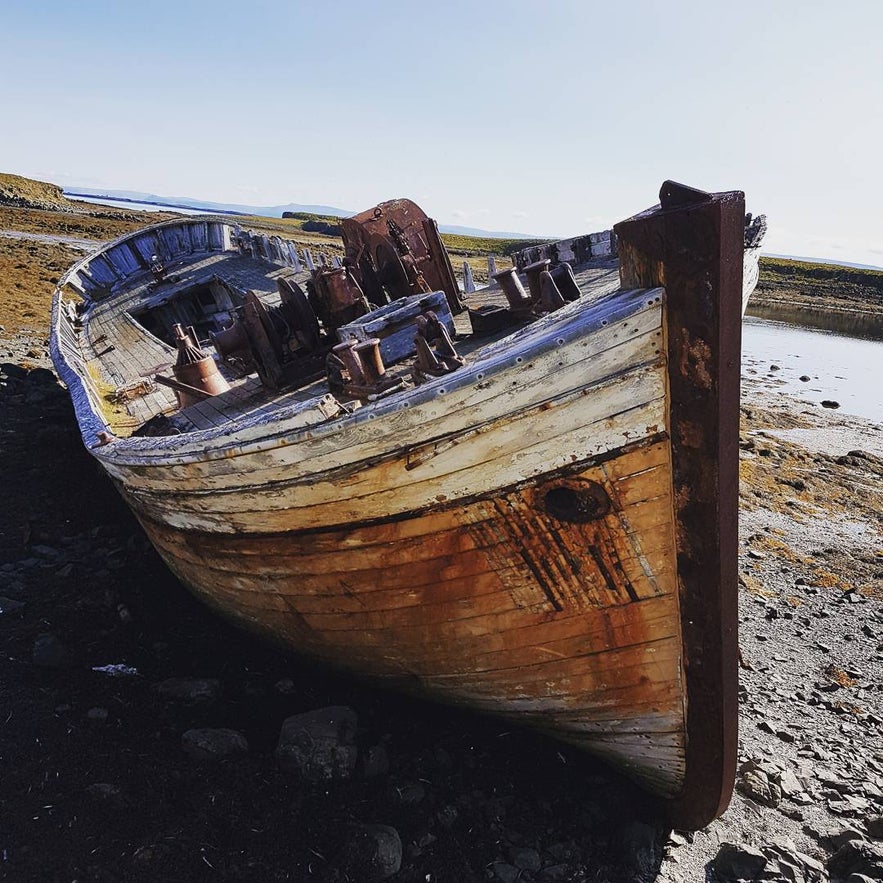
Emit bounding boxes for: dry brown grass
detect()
[739,573,776,598]
[823,663,857,688]
[811,569,849,590]
[0,238,82,333]
[0,205,177,242]
[0,172,68,210]
[753,535,810,565]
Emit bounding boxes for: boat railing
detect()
[49,288,110,445]
[58,218,338,305]
[513,229,618,271]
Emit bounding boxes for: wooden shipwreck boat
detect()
[50,181,763,828]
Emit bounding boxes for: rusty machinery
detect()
[339,199,464,316]
[153,324,232,407]
[211,276,324,391]
[306,264,370,332]
[210,198,468,396]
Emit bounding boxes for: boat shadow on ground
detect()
[0,367,676,882]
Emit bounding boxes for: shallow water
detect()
[742,316,883,423]
[65,194,222,216]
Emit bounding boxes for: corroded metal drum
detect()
[171,324,230,407]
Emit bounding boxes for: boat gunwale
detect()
[55,214,239,292]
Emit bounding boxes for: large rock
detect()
[0,596,24,615]
[827,840,883,879]
[617,820,663,877]
[32,633,68,668]
[777,768,808,800]
[763,839,827,882]
[491,863,519,883]
[738,768,782,808]
[713,842,767,880]
[181,728,248,761]
[275,706,358,781]
[340,824,402,881]
[508,846,542,872]
[0,363,28,380]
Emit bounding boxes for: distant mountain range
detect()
[64,187,545,241]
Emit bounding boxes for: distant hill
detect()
[65,187,348,219]
[437,223,548,241]
[63,186,544,240]
[756,255,883,316]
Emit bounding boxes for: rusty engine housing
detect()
[340,199,464,315]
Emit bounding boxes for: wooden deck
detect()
[78,251,295,431]
[72,251,622,435]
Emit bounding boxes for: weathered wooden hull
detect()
[51,183,749,828]
[136,438,685,791]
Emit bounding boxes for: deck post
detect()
[614,180,745,829]
[462,262,476,293]
[289,243,302,273]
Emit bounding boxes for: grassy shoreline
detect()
[755,255,883,319]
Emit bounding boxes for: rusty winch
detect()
[339,199,464,315]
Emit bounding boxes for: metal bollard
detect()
[523,259,551,303]
[493,267,532,311]
[550,262,581,302]
[353,338,386,385]
[538,270,566,313]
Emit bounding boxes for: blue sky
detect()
[2,0,881,264]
